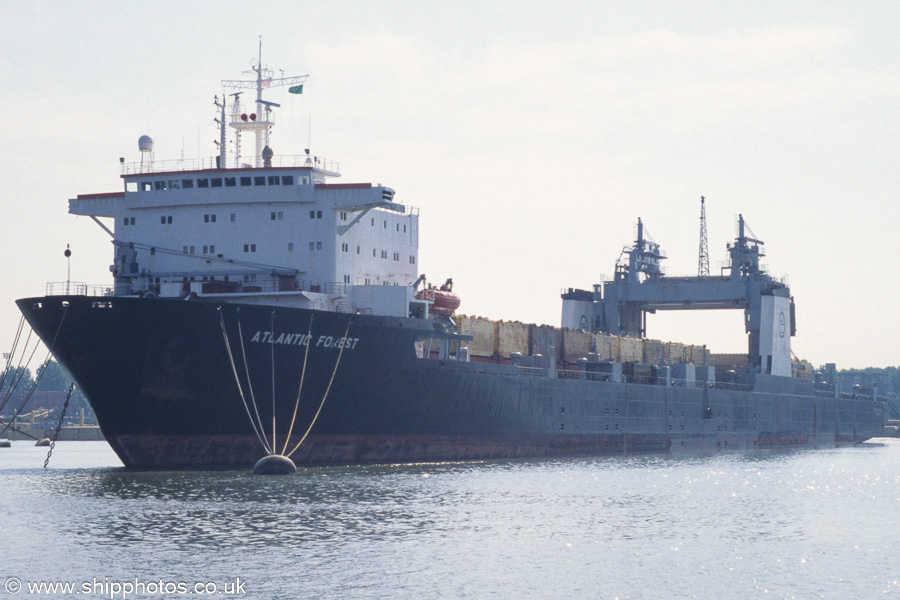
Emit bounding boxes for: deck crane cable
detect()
[281,314,314,456]
[0,305,70,439]
[286,317,353,459]
[217,307,272,454]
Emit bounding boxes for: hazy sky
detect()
[1,1,897,369]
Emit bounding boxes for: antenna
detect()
[698,196,710,278]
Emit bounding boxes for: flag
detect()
[289,84,303,94]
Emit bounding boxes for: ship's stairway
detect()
[335,296,352,313]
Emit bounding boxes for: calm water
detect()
[2,440,899,599]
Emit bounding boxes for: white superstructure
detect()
[69,51,424,319]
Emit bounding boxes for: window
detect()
[341,243,349,252]
[126,181,137,192]
[288,242,294,252]
[243,244,256,253]
[198,178,209,188]
[409,256,416,264]
[130,217,135,225]
[317,210,322,219]
[300,176,310,185]
[393,252,399,261]
[254,176,266,186]
[282,176,294,185]
[371,218,374,226]
[309,211,315,219]
[356,246,360,254]
[202,245,216,254]
[340,212,348,221]
[316,242,322,250]
[141,182,152,191]
[211,178,222,188]
[309,242,316,250]
[160,215,173,225]
[182,179,194,189]
[372,249,376,257]
[154,181,166,191]
[123,217,128,226]
[240,177,252,187]
[271,211,283,221]
[204,214,217,223]
[344,275,351,284]
[168,180,180,189]
[230,213,236,222]
[381,250,387,259]
[224,177,236,187]
[267,176,280,185]
[403,225,407,233]
[383,220,387,229]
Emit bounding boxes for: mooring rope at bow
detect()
[0,304,70,438]
[286,317,353,459]
[217,307,272,454]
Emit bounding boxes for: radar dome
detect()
[138,135,154,152]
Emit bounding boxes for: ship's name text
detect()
[250,330,360,350]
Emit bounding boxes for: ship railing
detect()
[45,282,116,297]
[713,381,754,391]
[120,154,341,175]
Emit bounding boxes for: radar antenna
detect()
[221,37,308,167]
[698,196,710,277]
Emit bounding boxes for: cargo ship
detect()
[16,52,885,468]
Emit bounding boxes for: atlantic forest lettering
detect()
[249,330,360,350]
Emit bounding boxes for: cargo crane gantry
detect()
[562,214,796,376]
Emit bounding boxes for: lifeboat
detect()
[415,279,461,316]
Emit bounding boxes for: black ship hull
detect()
[17,295,886,469]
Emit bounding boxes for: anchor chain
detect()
[43,382,74,468]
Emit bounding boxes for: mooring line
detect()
[270,310,276,453]
[217,307,272,454]
[286,317,353,459]
[0,304,70,438]
[0,315,25,393]
[281,314,314,456]
[235,308,271,453]
[0,327,35,414]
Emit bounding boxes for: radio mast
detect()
[698,196,710,277]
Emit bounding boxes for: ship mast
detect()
[221,38,308,167]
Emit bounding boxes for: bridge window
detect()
[182,179,194,189]
[254,176,266,186]
[240,177,252,187]
[211,178,222,188]
[282,176,294,185]
[224,177,236,187]
[197,178,209,188]
[268,176,280,185]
